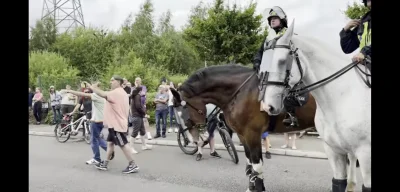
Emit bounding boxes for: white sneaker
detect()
[174,128,178,133]
[168,128,172,133]
[292,146,297,150]
[147,132,152,140]
[136,134,140,140]
[281,144,288,149]
[142,144,153,150]
[131,148,138,154]
[86,158,99,165]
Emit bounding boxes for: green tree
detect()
[343,2,369,19]
[102,49,167,92]
[51,27,116,78]
[29,18,57,52]
[29,51,80,97]
[183,0,264,64]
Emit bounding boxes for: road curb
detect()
[29,131,327,159]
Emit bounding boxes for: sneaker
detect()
[162,134,166,138]
[86,158,99,165]
[95,161,108,171]
[136,134,140,140]
[131,148,138,154]
[142,144,153,150]
[292,146,297,150]
[174,128,178,133]
[154,134,161,139]
[168,128,172,133]
[281,144,288,149]
[147,132,152,140]
[210,151,221,158]
[122,163,139,174]
[265,151,272,159]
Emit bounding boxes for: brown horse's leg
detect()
[238,135,252,176]
[246,132,265,192]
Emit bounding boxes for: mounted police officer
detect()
[253,6,308,128]
[340,0,371,65]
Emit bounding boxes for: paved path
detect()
[29,124,326,159]
[29,135,364,192]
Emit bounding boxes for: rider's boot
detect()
[332,178,347,192]
[282,107,299,127]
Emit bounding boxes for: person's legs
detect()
[35,101,43,123]
[208,118,221,158]
[262,132,271,159]
[130,117,141,154]
[56,108,61,123]
[143,117,152,140]
[52,106,57,124]
[168,106,176,133]
[281,133,290,148]
[138,118,152,150]
[33,102,40,123]
[89,122,110,164]
[161,109,168,137]
[290,133,297,150]
[155,110,161,138]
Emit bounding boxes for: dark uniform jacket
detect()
[339,11,371,58]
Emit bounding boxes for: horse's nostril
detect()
[268,105,275,113]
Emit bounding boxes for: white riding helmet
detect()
[267,6,288,28]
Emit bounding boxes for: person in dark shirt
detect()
[339,0,371,64]
[129,86,152,153]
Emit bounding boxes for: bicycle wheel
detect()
[84,122,91,144]
[177,128,198,155]
[54,122,71,143]
[220,128,239,164]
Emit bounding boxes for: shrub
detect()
[29,51,81,99]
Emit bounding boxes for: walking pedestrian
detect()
[91,75,139,174]
[60,81,115,165]
[129,86,152,154]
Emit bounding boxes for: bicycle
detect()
[54,112,91,144]
[177,112,239,164]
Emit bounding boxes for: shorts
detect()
[207,118,218,139]
[262,132,269,140]
[131,116,146,137]
[61,105,75,115]
[107,128,129,147]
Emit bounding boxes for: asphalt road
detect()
[29,135,363,192]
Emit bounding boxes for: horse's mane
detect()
[291,35,350,65]
[180,64,253,97]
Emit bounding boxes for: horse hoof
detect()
[196,154,203,161]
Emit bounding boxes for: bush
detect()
[102,49,169,92]
[29,51,81,99]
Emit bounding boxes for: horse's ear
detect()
[280,18,295,44]
[170,88,182,102]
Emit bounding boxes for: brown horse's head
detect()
[170,88,207,130]
[169,64,255,131]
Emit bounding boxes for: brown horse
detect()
[170,64,316,192]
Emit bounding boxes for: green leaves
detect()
[183,0,266,65]
[343,2,369,19]
[29,51,80,98]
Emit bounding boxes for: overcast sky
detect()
[29,0,360,57]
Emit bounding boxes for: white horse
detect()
[260,20,371,192]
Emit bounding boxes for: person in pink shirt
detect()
[90,75,139,174]
[32,87,44,124]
